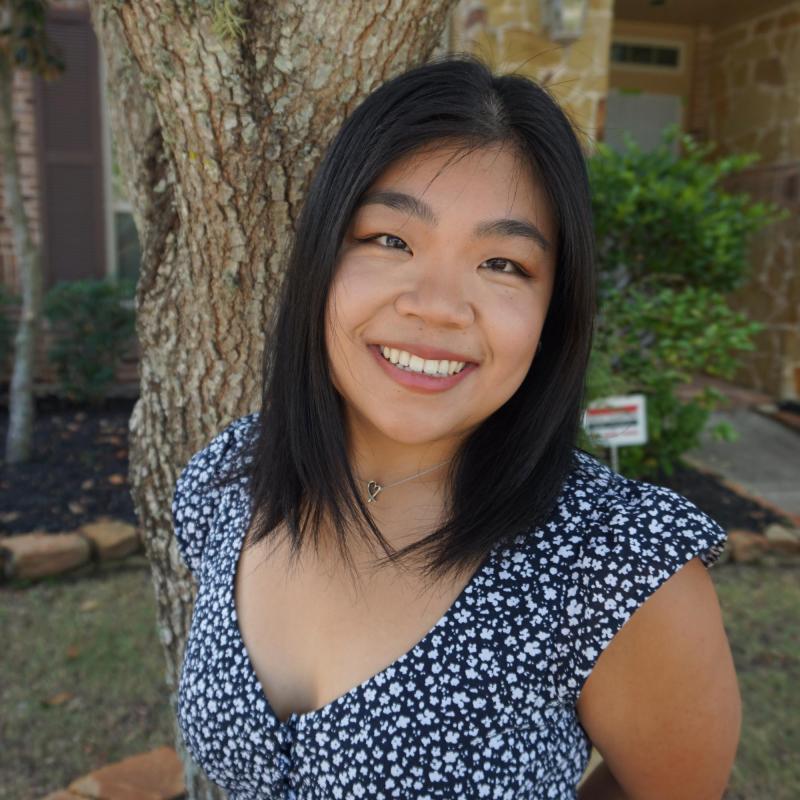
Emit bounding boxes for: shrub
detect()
[43,278,137,406]
[585,130,783,477]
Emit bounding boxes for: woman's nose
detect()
[393,264,475,328]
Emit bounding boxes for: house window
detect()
[611,41,682,70]
[114,208,141,285]
[99,43,141,288]
[110,137,141,285]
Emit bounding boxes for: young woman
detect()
[172,55,741,799]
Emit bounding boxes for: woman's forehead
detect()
[356,144,552,231]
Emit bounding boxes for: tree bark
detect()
[87,2,455,795]
[1,6,44,465]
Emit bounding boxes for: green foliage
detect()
[586,130,783,478]
[0,284,20,372]
[43,278,137,406]
[591,129,777,292]
[0,0,66,77]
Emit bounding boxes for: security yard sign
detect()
[583,394,648,472]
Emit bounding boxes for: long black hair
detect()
[218,53,596,588]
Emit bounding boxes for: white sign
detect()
[584,394,648,447]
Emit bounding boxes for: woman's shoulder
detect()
[171,412,259,576]
[561,448,727,569]
[176,412,260,485]
[550,449,728,704]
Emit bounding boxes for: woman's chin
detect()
[364,419,468,450]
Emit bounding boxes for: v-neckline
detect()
[226,480,497,731]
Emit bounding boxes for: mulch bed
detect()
[0,396,138,536]
[655,464,787,533]
[0,395,788,538]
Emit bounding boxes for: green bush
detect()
[585,130,783,477]
[43,278,137,406]
[0,284,20,374]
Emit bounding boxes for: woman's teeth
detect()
[379,346,466,377]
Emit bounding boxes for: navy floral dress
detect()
[172,413,727,799]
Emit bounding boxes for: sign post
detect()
[583,394,648,473]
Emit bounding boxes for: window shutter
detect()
[35,7,105,290]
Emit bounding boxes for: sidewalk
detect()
[682,378,800,525]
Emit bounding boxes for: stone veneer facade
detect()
[449,0,613,147]
[704,2,800,398]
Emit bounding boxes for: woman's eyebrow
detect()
[357,190,551,252]
[359,190,438,224]
[474,218,551,252]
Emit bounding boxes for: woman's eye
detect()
[361,234,411,252]
[482,257,529,278]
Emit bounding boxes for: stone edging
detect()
[682,455,800,565]
[754,403,800,436]
[39,746,185,800]
[0,517,142,582]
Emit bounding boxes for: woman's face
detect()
[325,143,556,459]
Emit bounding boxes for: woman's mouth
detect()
[368,345,477,394]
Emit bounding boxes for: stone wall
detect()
[724,163,800,399]
[704,2,800,399]
[449,0,613,147]
[707,3,800,162]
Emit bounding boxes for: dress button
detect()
[277,752,291,770]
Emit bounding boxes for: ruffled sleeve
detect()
[171,413,257,578]
[558,475,728,706]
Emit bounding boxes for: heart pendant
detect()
[366,480,382,503]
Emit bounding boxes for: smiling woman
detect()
[326,145,556,464]
[171,54,740,799]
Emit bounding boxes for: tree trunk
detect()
[87,2,455,795]
[1,7,44,465]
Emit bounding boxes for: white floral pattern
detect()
[172,413,727,799]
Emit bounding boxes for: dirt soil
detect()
[0,394,790,537]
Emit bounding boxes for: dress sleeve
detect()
[171,415,254,578]
[558,477,728,706]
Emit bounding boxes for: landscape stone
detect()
[0,532,90,580]
[39,792,84,800]
[727,530,769,564]
[764,523,800,555]
[79,518,141,560]
[68,780,161,800]
[67,746,184,800]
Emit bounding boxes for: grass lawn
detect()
[0,559,797,799]
[0,559,174,800]
[714,563,800,799]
